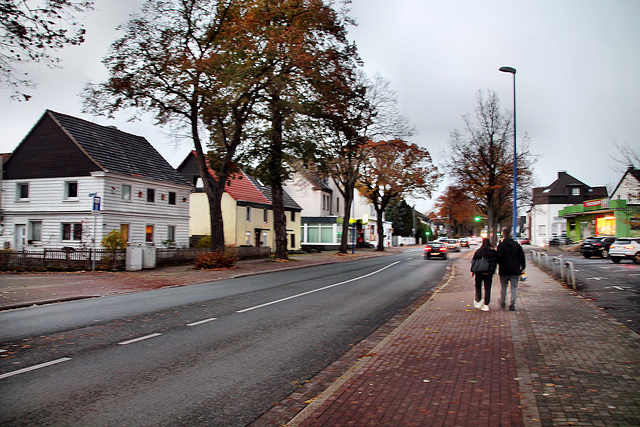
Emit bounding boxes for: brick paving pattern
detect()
[268,255,640,427]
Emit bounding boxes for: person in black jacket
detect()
[471,238,497,311]
[496,227,526,311]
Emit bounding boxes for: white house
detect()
[528,171,608,246]
[610,166,640,204]
[284,165,392,250]
[0,110,192,250]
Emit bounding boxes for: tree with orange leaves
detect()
[357,139,439,251]
[434,185,480,237]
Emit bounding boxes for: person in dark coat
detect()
[496,227,526,311]
[471,238,497,311]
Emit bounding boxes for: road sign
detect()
[92,196,101,212]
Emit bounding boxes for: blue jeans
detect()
[499,276,519,306]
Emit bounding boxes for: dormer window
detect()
[572,188,580,196]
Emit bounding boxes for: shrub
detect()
[194,249,238,269]
[195,235,211,248]
[102,230,128,251]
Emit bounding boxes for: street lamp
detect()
[499,66,517,237]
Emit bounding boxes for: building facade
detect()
[178,152,302,250]
[0,111,192,250]
[528,171,608,246]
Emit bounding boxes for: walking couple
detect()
[470,227,526,312]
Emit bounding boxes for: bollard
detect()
[564,260,576,289]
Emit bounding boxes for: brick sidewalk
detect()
[255,255,640,426]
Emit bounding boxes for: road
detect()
[532,249,640,333]
[0,248,457,426]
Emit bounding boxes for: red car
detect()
[424,242,448,259]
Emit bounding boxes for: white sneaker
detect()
[473,299,483,309]
[482,305,490,311]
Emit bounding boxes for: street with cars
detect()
[0,249,454,426]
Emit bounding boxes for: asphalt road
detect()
[0,248,456,426]
[533,249,640,333]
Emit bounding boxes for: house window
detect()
[121,185,131,201]
[290,233,296,249]
[29,221,42,242]
[245,231,251,245]
[264,208,268,223]
[246,206,251,222]
[147,188,155,203]
[145,224,154,243]
[291,211,296,222]
[336,197,340,214]
[120,224,130,242]
[262,231,268,246]
[572,188,580,196]
[168,192,176,205]
[17,183,29,200]
[65,181,78,199]
[62,223,83,241]
[167,225,176,242]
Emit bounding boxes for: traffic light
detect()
[474,216,481,222]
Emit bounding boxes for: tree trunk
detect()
[375,206,385,251]
[268,87,288,260]
[339,188,354,254]
[191,116,226,252]
[272,183,288,260]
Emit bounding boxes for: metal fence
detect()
[156,248,209,266]
[0,249,126,271]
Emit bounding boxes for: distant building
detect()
[283,165,392,250]
[528,171,608,246]
[0,110,192,250]
[560,166,640,240]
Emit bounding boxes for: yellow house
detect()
[178,152,302,250]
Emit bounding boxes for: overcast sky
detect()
[2,0,639,213]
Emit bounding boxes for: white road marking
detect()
[0,357,72,380]
[187,318,218,327]
[237,261,401,314]
[118,333,162,345]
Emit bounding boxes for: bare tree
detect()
[445,90,535,244]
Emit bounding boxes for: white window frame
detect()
[121,184,132,201]
[17,182,29,200]
[64,181,78,200]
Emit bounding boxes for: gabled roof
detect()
[177,151,301,210]
[5,110,190,186]
[532,171,608,205]
[610,166,640,197]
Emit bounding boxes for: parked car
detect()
[459,237,470,247]
[424,241,448,259]
[609,238,640,264]
[579,236,616,258]
[517,238,530,245]
[548,235,574,246]
[445,239,461,252]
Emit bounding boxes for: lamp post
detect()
[499,66,517,237]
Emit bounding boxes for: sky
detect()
[1,0,639,214]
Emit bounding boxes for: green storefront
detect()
[559,199,640,241]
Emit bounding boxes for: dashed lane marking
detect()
[187,318,218,327]
[118,333,162,345]
[0,357,72,380]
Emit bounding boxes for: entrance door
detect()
[14,224,25,250]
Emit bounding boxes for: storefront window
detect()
[596,216,616,235]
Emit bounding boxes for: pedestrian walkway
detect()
[254,253,640,426]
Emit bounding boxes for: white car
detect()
[609,238,640,264]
